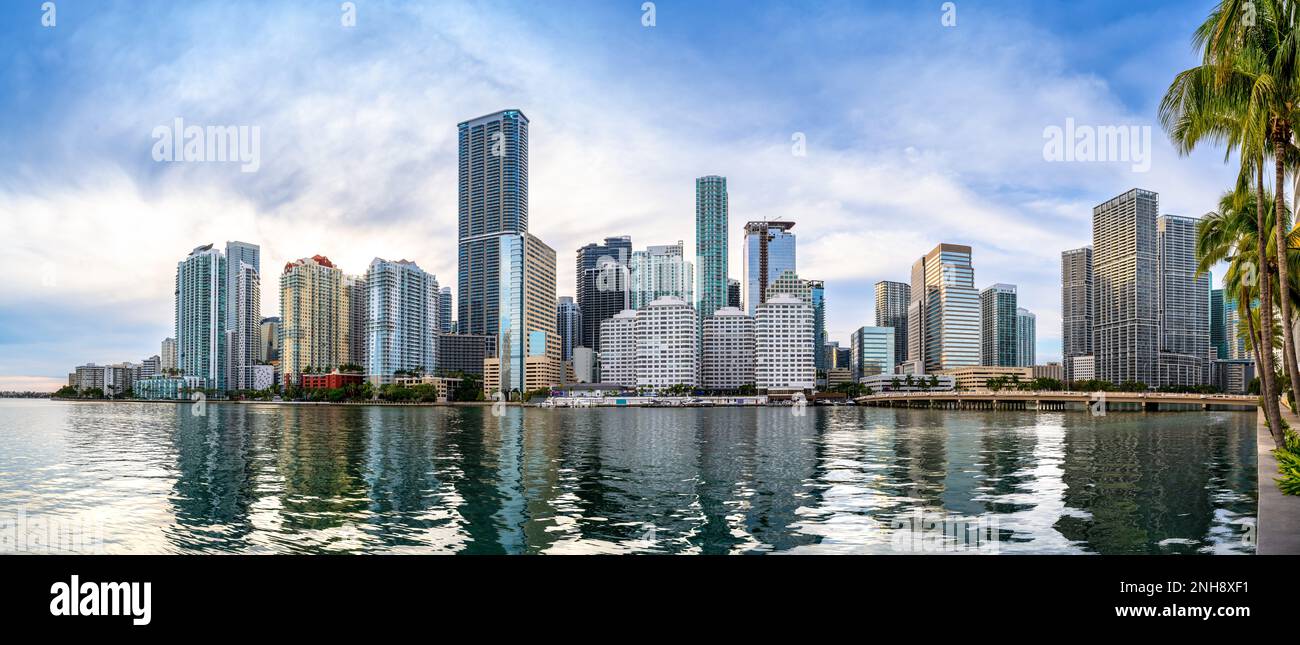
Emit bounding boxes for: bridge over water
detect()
[854,390,1258,412]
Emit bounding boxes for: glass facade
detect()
[1016,307,1036,367]
[1060,246,1093,381]
[851,326,895,380]
[910,243,979,372]
[695,176,729,326]
[874,280,910,370]
[175,244,227,391]
[743,221,796,316]
[1093,189,1159,386]
[980,283,1018,367]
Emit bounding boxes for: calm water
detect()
[0,399,1258,554]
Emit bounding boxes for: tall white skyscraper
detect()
[1016,307,1036,367]
[630,241,694,310]
[365,258,439,385]
[908,243,979,373]
[754,295,814,392]
[175,244,227,389]
[226,260,261,390]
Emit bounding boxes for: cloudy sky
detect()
[1,0,1238,391]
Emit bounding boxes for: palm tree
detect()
[1161,8,1287,434]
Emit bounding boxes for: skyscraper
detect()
[494,232,559,395]
[743,221,796,315]
[457,109,529,339]
[695,176,729,326]
[1061,246,1093,382]
[1157,214,1209,386]
[727,278,742,310]
[259,317,281,364]
[345,274,369,370]
[754,295,815,392]
[439,286,453,334]
[1016,307,1036,367]
[634,297,699,390]
[874,280,910,370]
[702,307,754,391]
[1093,189,1159,386]
[908,243,980,372]
[810,280,826,373]
[980,283,1018,367]
[1210,287,1226,359]
[226,259,261,390]
[577,236,632,352]
[175,244,227,389]
[160,337,177,372]
[280,255,349,381]
[364,258,439,385]
[629,241,694,309]
[555,296,581,362]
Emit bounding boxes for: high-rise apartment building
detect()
[980,283,1018,367]
[280,255,350,382]
[577,236,632,352]
[874,280,910,370]
[1156,214,1209,386]
[634,296,699,390]
[439,286,453,334]
[160,337,177,372]
[696,176,730,326]
[754,295,815,393]
[598,310,637,387]
[1061,246,1093,382]
[702,307,754,391]
[1093,189,1159,386]
[810,280,826,373]
[743,221,796,315]
[850,326,896,380]
[1016,308,1036,367]
[226,259,261,390]
[345,274,369,370]
[630,241,694,310]
[908,243,980,373]
[365,258,439,385]
[175,244,227,390]
[1210,287,1226,359]
[494,232,559,395]
[555,296,581,362]
[457,109,529,339]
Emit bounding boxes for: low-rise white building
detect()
[634,297,698,390]
[754,295,815,393]
[702,307,754,391]
[598,310,637,387]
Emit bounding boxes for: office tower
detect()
[344,274,368,370]
[175,244,227,390]
[364,258,439,385]
[850,326,896,380]
[1093,189,1159,386]
[1156,214,1210,386]
[439,286,453,334]
[1211,287,1226,359]
[1016,308,1036,367]
[223,241,260,391]
[629,241,694,309]
[874,280,910,369]
[1061,246,1094,382]
[1224,295,1251,360]
[702,307,755,391]
[727,278,742,310]
[226,260,261,390]
[908,243,980,372]
[555,296,581,362]
[696,176,730,325]
[577,236,632,352]
[598,310,637,387]
[979,283,1018,367]
[810,280,826,372]
[634,296,699,390]
[754,295,815,392]
[437,333,495,377]
[258,317,281,364]
[160,337,176,372]
[743,221,796,315]
[280,255,349,381]
[496,232,559,394]
[457,109,529,338]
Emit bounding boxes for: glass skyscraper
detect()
[497,232,559,394]
[555,296,581,362]
[1060,246,1093,382]
[980,283,1018,367]
[1210,286,1226,359]
[1093,189,1159,386]
[695,176,729,325]
[629,241,694,310]
[577,235,632,352]
[850,326,895,380]
[874,280,910,369]
[1156,214,1209,386]
[175,244,227,390]
[908,243,979,372]
[457,109,528,339]
[1016,307,1036,367]
[743,220,796,316]
[364,258,439,385]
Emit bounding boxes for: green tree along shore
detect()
[1160,0,1300,493]
[53,371,487,404]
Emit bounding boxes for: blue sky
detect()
[0,0,1236,390]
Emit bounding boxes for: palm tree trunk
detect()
[1259,164,1285,438]
[1275,122,1300,409]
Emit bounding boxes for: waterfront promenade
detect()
[856,390,1257,412]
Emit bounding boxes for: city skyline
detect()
[0,0,1241,391]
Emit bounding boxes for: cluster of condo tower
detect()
[64,111,1249,399]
